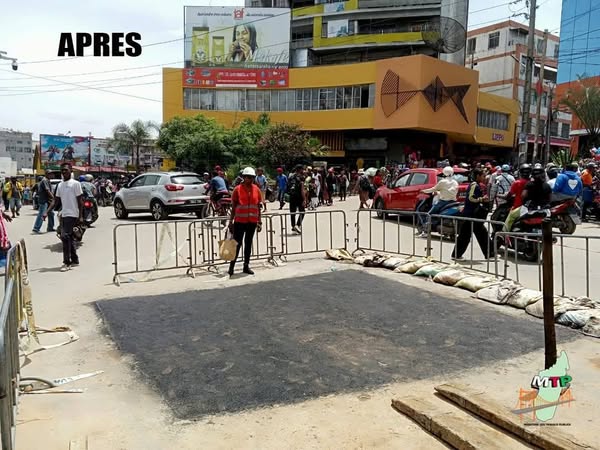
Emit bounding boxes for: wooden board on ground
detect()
[434,383,591,450]
[391,396,531,450]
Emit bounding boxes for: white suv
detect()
[113,172,209,221]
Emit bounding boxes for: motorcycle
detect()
[493,206,549,262]
[491,197,580,235]
[83,197,99,226]
[416,195,464,237]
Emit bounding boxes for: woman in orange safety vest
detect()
[228,166,262,276]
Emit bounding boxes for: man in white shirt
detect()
[45,163,83,271]
[417,166,459,237]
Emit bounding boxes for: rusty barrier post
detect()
[542,218,557,369]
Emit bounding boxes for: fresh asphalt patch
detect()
[96,270,577,419]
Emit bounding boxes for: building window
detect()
[560,123,570,138]
[553,44,559,59]
[537,119,545,135]
[477,109,509,131]
[550,121,559,136]
[467,38,476,55]
[488,31,500,49]
[182,84,376,112]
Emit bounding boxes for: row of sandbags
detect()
[325,249,600,338]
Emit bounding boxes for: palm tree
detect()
[112,120,160,172]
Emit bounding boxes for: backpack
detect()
[359,175,370,191]
[287,174,301,198]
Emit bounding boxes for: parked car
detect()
[372,168,470,217]
[113,172,209,221]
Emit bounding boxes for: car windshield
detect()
[171,175,203,185]
[438,173,469,184]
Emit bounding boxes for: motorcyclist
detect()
[546,164,559,191]
[490,164,515,207]
[418,165,458,236]
[502,163,532,232]
[581,162,596,221]
[522,164,552,210]
[552,162,583,202]
[80,174,99,224]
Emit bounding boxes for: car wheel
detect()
[151,200,168,221]
[113,199,128,219]
[374,198,385,219]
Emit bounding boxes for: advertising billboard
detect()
[40,134,90,165]
[90,138,117,166]
[182,67,289,89]
[184,6,290,69]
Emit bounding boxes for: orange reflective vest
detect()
[233,184,261,223]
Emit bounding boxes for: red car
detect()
[372,168,470,216]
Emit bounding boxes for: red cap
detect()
[277,167,283,173]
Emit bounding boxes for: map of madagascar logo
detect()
[512,351,574,423]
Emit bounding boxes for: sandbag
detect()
[414,264,447,278]
[454,276,499,292]
[364,254,390,267]
[353,254,372,265]
[434,268,470,286]
[381,257,409,270]
[506,288,543,309]
[525,296,592,319]
[556,310,600,329]
[583,317,600,338]
[397,259,433,274]
[476,280,522,305]
[325,248,353,261]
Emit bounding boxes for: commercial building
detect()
[164,54,518,167]
[557,0,600,84]
[0,129,33,171]
[466,20,572,156]
[247,0,468,67]
[555,0,600,155]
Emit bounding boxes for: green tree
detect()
[256,122,318,169]
[560,77,600,155]
[224,113,271,168]
[112,120,159,171]
[156,115,232,172]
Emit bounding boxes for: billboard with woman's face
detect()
[184,6,290,69]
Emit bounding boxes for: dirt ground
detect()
[11,207,600,449]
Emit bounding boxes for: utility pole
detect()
[519,0,538,165]
[532,29,548,163]
[544,86,554,166]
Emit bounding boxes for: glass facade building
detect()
[557,0,600,83]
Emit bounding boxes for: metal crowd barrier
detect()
[186,215,278,274]
[494,231,600,297]
[427,214,505,275]
[268,210,348,261]
[1,239,28,450]
[112,220,192,284]
[354,208,432,258]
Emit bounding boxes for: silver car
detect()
[113,172,209,220]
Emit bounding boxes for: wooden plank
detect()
[391,397,530,450]
[434,383,590,450]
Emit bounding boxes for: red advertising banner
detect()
[182,67,289,89]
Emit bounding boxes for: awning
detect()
[569,129,589,137]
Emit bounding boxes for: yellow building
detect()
[163,55,518,167]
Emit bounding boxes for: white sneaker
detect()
[60,264,70,272]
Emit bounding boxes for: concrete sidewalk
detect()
[9,206,600,449]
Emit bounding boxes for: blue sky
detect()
[0,0,563,139]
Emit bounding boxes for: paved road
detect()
[97,269,577,419]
